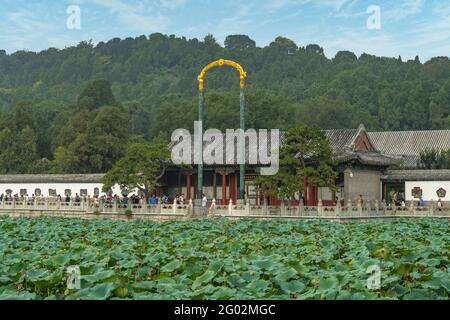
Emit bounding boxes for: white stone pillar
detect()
[209,198,216,216]
[318,200,323,217]
[335,200,341,217]
[245,201,250,216]
[157,198,162,214]
[173,198,177,214]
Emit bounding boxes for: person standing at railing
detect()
[202,194,207,208]
[437,199,443,211]
[419,196,425,207]
[149,195,157,206]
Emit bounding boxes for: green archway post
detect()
[197,59,247,204]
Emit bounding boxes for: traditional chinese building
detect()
[1,124,449,205]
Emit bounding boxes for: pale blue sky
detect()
[0,0,449,61]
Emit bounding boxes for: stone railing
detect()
[0,198,193,217]
[1,198,449,220]
[208,199,450,219]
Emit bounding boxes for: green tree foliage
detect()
[0,127,39,173]
[1,33,450,174]
[224,35,256,51]
[54,106,128,173]
[77,79,117,110]
[254,125,336,201]
[102,140,171,197]
[418,148,450,169]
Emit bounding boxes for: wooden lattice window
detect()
[411,187,423,199]
[437,188,447,198]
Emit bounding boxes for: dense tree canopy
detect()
[0,33,449,174]
[418,148,450,169]
[102,141,171,197]
[254,125,336,201]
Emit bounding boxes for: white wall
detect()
[405,181,450,202]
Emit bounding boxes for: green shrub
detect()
[124,209,133,217]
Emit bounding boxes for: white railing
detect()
[0,198,193,217]
[0,198,449,219]
[208,199,450,219]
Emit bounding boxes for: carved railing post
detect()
[228,199,233,216]
[209,198,216,216]
[375,200,379,216]
[157,197,162,214]
[263,197,268,216]
[297,198,304,216]
[280,200,286,216]
[188,199,193,216]
[347,199,352,217]
[245,201,250,216]
[173,198,177,214]
[336,200,341,217]
[318,200,323,217]
[409,201,415,217]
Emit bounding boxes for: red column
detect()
[186,174,191,200]
[193,175,198,199]
[303,177,308,206]
[221,173,227,205]
[178,172,182,196]
[230,174,236,205]
[213,173,217,200]
[308,184,315,206]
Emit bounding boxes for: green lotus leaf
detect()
[192,270,216,290]
[318,277,339,291]
[82,270,116,283]
[160,260,182,273]
[278,280,306,294]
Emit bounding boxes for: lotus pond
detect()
[0,217,448,300]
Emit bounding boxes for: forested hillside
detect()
[0,33,449,174]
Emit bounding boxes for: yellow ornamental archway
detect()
[197,59,247,91]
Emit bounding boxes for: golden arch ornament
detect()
[197,59,247,91]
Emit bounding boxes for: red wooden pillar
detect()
[303,177,308,206]
[186,174,191,200]
[213,172,217,200]
[308,184,315,206]
[178,172,182,196]
[193,175,198,199]
[221,172,227,205]
[230,174,236,205]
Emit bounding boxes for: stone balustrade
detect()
[0,198,449,220]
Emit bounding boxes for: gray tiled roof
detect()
[324,129,358,153]
[0,174,105,183]
[382,169,450,181]
[368,130,450,168]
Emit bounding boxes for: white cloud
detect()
[87,0,169,32]
[384,0,423,22]
[159,0,187,10]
